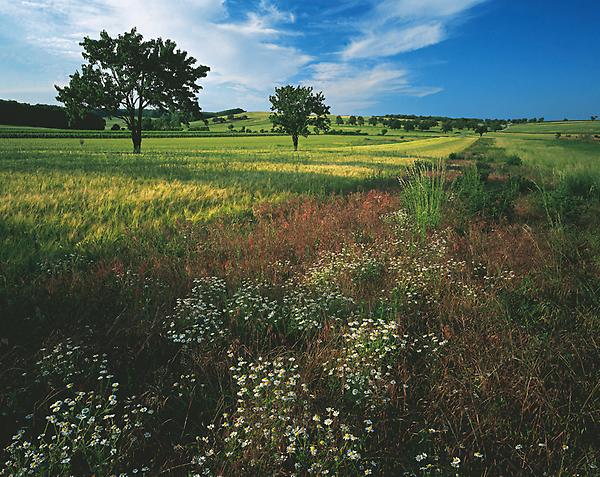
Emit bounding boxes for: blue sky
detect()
[0,0,598,118]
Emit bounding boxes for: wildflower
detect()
[451,457,461,468]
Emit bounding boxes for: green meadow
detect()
[0,135,474,275]
[504,120,600,134]
[2,126,600,476]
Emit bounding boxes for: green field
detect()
[0,135,474,274]
[493,132,600,175]
[2,130,600,476]
[505,120,600,134]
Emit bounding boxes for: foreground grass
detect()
[1,134,599,476]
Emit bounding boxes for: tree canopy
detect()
[56,28,209,153]
[269,85,330,151]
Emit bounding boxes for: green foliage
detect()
[399,160,446,239]
[474,125,488,136]
[536,172,600,227]
[269,85,331,150]
[56,28,209,152]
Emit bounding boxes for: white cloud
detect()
[375,0,485,19]
[342,22,444,60]
[0,0,308,110]
[341,0,486,60]
[305,62,442,113]
[0,0,487,112]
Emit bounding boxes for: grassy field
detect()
[494,133,600,174]
[180,112,446,137]
[1,131,599,476]
[0,135,474,276]
[505,120,600,134]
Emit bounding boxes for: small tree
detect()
[269,85,330,151]
[368,116,378,126]
[381,128,388,136]
[592,115,598,121]
[418,121,430,131]
[336,115,344,125]
[389,119,402,129]
[474,125,488,137]
[56,28,209,153]
[348,115,357,126]
[357,116,365,126]
[441,122,453,133]
[403,120,416,132]
[555,132,562,139]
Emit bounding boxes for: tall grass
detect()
[399,159,447,239]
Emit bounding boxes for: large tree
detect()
[56,29,209,153]
[269,85,330,151]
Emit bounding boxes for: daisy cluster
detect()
[193,356,375,476]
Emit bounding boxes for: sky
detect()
[0,0,599,118]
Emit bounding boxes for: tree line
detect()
[0,99,105,130]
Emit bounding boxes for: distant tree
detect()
[592,115,598,121]
[141,116,154,131]
[357,116,365,126]
[111,123,121,131]
[474,125,488,137]
[403,120,416,132]
[388,119,402,129]
[56,28,209,153]
[71,112,106,130]
[348,115,357,125]
[368,116,378,126]
[381,128,388,136]
[555,132,562,139]
[227,113,235,120]
[417,121,430,131]
[269,85,330,151]
[441,122,453,133]
[228,124,234,131]
[336,115,344,125]
[538,117,545,122]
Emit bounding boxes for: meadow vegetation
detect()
[1,128,600,476]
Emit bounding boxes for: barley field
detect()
[1,132,600,476]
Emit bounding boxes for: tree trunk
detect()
[292,135,299,151]
[132,129,142,154]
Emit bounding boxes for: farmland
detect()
[1,127,600,476]
[504,120,600,135]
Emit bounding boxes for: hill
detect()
[505,120,600,135]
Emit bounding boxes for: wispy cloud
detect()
[341,0,486,60]
[305,62,442,112]
[0,0,309,110]
[342,23,444,60]
[0,0,487,112]
[306,0,487,112]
